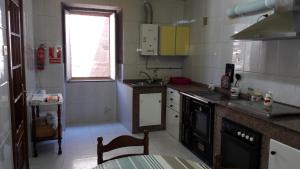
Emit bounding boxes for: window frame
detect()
[61,4,122,82]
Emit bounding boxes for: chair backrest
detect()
[97,130,149,164]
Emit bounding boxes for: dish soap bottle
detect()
[264,91,273,107]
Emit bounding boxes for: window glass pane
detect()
[69,13,110,78]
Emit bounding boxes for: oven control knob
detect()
[241,133,245,138]
[237,131,241,136]
[249,137,254,142]
[245,135,249,140]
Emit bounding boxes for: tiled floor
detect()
[29,123,203,169]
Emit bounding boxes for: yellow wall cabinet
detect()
[159,26,190,56]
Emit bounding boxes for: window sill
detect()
[67,78,115,83]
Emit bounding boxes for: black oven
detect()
[181,94,215,167]
[191,100,212,142]
[221,118,261,169]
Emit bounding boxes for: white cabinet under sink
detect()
[139,93,162,127]
[268,139,300,169]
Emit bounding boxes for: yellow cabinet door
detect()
[159,26,176,55]
[175,26,190,55]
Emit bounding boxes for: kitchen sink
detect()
[129,81,165,87]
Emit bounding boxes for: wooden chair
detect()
[97,130,149,164]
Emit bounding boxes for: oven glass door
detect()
[221,132,260,169]
[191,132,213,166]
[191,101,211,140]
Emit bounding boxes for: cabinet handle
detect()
[175,115,178,118]
[170,91,173,94]
[158,100,161,103]
[170,105,173,107]
[170,98,173,101]
[270,151,276,155]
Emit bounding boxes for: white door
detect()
[268,139,300,169]
[139,93,162,127]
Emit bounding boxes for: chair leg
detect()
[144,130,149,155]
[97,137,104,164]
[58,138,62,155]
[33,141,38,157]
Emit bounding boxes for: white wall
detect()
[119,0,186,80]
[116,81,133,132]
[32,0,186,125]
[66,82,116,125]
[183,0,300,107]
[0,0,14,167]
[23,0,37,156]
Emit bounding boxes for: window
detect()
[64,8,116,81]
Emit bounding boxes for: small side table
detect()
[29,93,63,157]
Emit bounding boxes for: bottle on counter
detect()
[221,73,230,89]
[264,91,273,107]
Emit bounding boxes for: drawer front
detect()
[166,108,180,140]
[167,99,180,112]
[167,88,180,105]
[167,94,180,106]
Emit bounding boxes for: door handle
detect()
[21,83,27,93]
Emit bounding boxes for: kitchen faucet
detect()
[139,71,153,84]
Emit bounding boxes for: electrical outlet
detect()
[203,17,208,26]
[2,45,8,56]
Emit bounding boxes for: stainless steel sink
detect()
[129,81,165,87]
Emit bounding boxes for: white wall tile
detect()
[184,0,300,106]
[123,43,139,64]
[66,82,116,125]
[277,40,300,77]
[259,41,279,74]
[39,0,61,18]
[0,133,14,169]
[244,41,262,72]
[36,16,62,43]
[123,21,140,44]
[0,0,6,29]
[0,30,8,84]
[0,83,11,140]
[118,0,144,22]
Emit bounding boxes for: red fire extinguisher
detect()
[36,44,45,70]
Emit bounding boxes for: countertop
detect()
[167,83,208,92]
[217,100,300,135]
[122,80,300,134]
[168,83,300,135]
